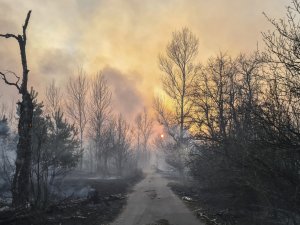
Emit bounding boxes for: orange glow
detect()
[0,0,289,137]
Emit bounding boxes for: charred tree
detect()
[0,10,33,207]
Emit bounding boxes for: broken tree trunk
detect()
[0,10,33,207]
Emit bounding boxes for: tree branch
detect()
[0,33,18,40]
[0,10,31,42]
[0,71,21,91]
[23,11,32,31]
[23,10,32,42]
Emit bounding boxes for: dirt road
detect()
[112,171,203,225]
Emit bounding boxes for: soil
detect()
[168,179,279,225]
[168,178,299,225]
[168,180,237,225]
[0,172,143,225]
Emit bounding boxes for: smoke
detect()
[102,67,144,120]
[0,2,17,32]
[39,48,80,78]
[0,123,9,136]
[0,0,290,127]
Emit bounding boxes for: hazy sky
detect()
[0,0,290,119]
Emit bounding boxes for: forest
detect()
[0,1,300,225]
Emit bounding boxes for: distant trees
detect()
[113,115,133,176]
[100,120,115,175]
[45,81,62,116]
[0,100,15,127]
[135,108,154,166]
[0,116,15,191]
[0,9,140,212]
[0,97,6,120]
[0,66,139,208]
[66,69,89,168]
[86,72,138,175]
[0,10,33,207]
[88,72,112,173]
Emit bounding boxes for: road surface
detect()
[112,171,203,225]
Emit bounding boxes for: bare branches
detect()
[45,80,62,116]
[65,69,89,168]
[88,72,112,172]
[0,10,34,207]
[0,33,18,40]
[158,28,200,141]
[22,10,32,43]
[89,72,112,138]
[66,69,89,133]
[0,71,20,91]
[23,10,32,33]
[0,10,31,43]
[263,3,300,77]
[135,108,154,153]
[0,10,32,96]
[167,27,199,70]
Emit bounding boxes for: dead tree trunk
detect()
[0,10,33,207]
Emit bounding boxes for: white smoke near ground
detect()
[0,133,16,203]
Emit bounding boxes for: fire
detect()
[160,134,164,138]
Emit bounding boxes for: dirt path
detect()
[111,171,203,225]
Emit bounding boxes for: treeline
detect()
[0,7,150,209]
[156,1,300,223]
[0,70,154,207]
[0,9,154,208]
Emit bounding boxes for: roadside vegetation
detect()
[0,1,300,225]
[0,10,149,225]
[156,1,300,224]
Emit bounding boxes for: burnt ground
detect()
[167,179,291,225]
[0,172,143,225]
[168,181,237,225]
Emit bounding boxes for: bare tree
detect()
[45,80,62,116]
[88,72,111,173]
[135,108,154,166]
[101,120,115,175]
[113,114,132,176]
[263,0,300,97]
[158,27,200,142]
[193,53,235,142]
[66,69,89,169]
[0,10,33,207]
[135,115,141,155]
